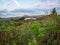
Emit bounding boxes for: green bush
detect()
[0,19,60,45]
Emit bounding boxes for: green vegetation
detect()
[51,8,57,15]
[0,8,60,45]
[0,17,60,45]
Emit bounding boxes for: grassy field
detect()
[0,14,60,45]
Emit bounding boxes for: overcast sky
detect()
[0,0,60,10]
[0,0,60,17]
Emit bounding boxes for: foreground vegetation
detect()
[0,8,60,45]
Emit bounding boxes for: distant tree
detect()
[51,8,57,15]
[19,17,25,21]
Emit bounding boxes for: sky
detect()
[0,0,60,17]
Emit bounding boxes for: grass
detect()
[0,15,60,45]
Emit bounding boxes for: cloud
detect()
[0,6,3,10]
[32,0,60,9]
[0,0,60,17]
[12,0,20,7]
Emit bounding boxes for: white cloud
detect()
[12,0,20,7]
[0,0,60,17]
[32,1,60,9]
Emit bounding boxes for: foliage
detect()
[51,8,57,15]
[0,15,60,45]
